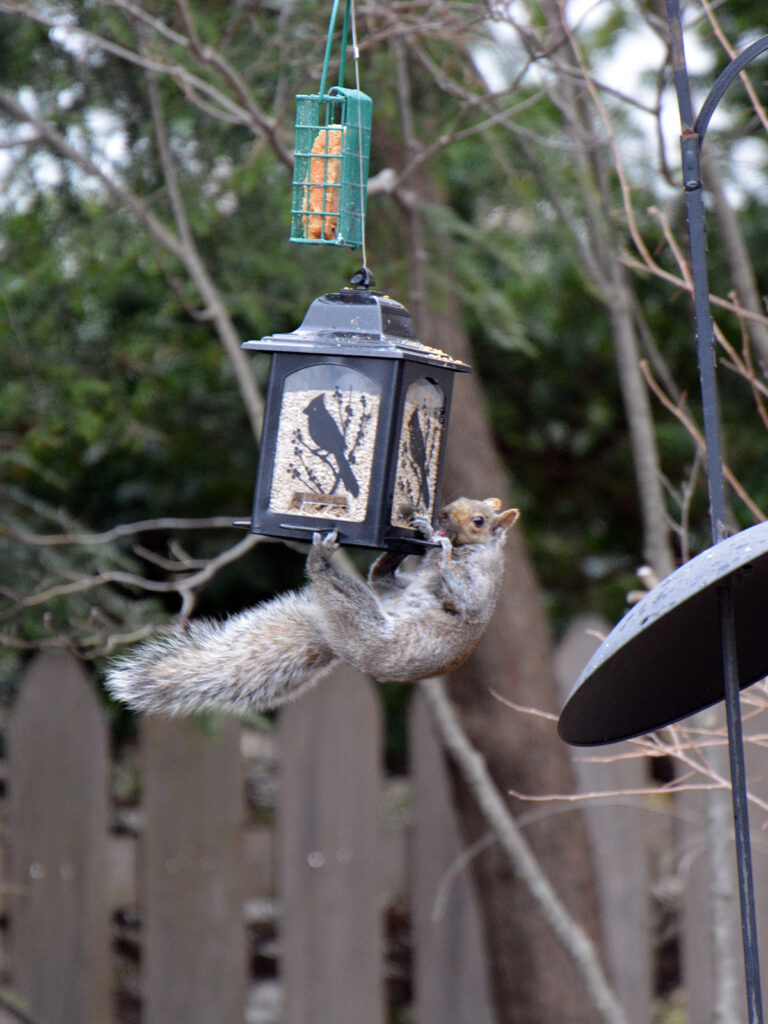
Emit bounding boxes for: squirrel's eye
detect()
[470,516,485,527]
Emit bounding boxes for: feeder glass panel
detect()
[269,364,381,522]
[391,379,445,527]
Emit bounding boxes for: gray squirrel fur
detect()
[105,497,519,717]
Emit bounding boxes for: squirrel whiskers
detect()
[105,497,519,717]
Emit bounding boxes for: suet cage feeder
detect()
[241,288,469,554]
[290,0,372,248]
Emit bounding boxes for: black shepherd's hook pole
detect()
[665,3,768,1019]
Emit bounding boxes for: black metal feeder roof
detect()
[242,289,470,372]
[558,522,768,746]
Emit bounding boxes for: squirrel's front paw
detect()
[411,514,434,540]
[308,530,339,575]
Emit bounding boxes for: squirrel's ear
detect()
[494,508,520,533]
[486,498,503,511]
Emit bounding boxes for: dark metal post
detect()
[718,581,764,1022]
[665,2,768,1017]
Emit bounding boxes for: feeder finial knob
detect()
[350,266,376,289]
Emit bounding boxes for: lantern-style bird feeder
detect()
[242,287,469,554]
[243,1,470,552]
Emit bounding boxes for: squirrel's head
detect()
[438,497,520,546]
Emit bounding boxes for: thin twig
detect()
[0,516,246,547]
[640,360,767,522]
[0,534,262,619]
[0,990,40,1024]
[621,253,768,329]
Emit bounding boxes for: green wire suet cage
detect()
[290,0,372,248]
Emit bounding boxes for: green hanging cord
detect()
[317,0,339,98]
[337,0,351,91]
[317,0,352,99]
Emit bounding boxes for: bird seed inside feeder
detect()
[391,379,445,527]
[269,378,380,522]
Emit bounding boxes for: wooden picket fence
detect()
[3,618,768,1023]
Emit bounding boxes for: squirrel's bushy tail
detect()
[105,589,337,717]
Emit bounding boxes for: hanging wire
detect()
[349,0,374,285]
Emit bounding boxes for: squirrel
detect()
[105,497,519,717]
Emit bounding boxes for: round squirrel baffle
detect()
[558,521,768,746]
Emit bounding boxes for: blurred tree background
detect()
[3,0,767,661]
[1,0,768,1020]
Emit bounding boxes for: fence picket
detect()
[141,714,247,1024]
[278,664,384,1024]
[678,705,768,1021]
[555,615,653,1023]
[7,651,110,1024]
[410,685,497,1024]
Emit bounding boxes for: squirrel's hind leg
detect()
[308,538,384,620]
[307,533,392,666]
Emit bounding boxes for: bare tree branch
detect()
[0,86,265,441]
[0,2,253,125]
[420,675,632,1024]
[0,515,246,547]
[0,533,262,624]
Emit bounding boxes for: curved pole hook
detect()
[696,34,768,142]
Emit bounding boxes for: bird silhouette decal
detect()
[407,407,430,509]
[303,394,360,498]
